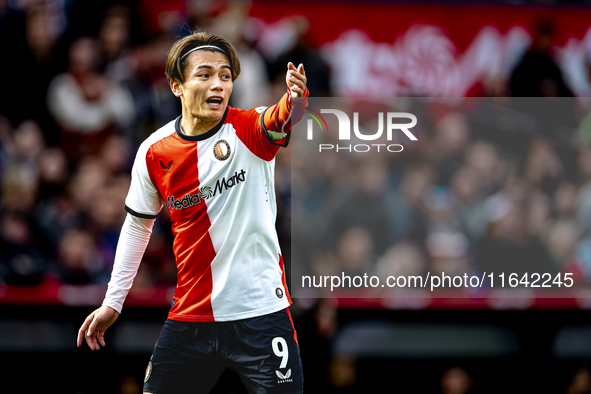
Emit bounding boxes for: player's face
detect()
[177,50,233,123]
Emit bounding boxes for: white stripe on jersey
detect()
[198,124,289,321]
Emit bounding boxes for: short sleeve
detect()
[231,89,308,162]
[124,142,162,219]
[231,106,280,162]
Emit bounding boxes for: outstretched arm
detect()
[77,213,155,350]
[263,62,309,137]
[234,62,309,161]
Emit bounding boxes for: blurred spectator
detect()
[297,300,339,393]
[185,0,220,31]
[426,230,472,279]
[138,0,186,38]
[98,4,132,71]
[47,36,135,164]
[575,233,591,284]
[119,375,142,394]
[567,365,591,394]
[373,240,426,281]
[510,19,573,97]
[89,174,131,279]
[524,138,563,195]
[1,164,38,215]
[0,212,46,285]
[268,15,331,99]
[463,141,504,196]
[37,147,69,199]
[0,5,60,138]
[209,1,272,109]
[327,354,359,394]
[336,226,376,277]
[97,134,133,175]
[386,162,433,242]
[112,32,179,141]
[141,223,177,286]
[545,219,580,272]
[422,112,471,183]
[231,35,272,109]
[56,229,103,284]
[524,188,551,239]
[449,165,489,242]
[67,155,110,215]
[555,181,577,219]
[0,114,13,177]
[474,194,555,280]
[90,174,129,234]
[324,157,392,255]
[9,120,45,179]
[440,366,475,394]
[575,147,591,237]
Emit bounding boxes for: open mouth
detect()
[206,97,223,107]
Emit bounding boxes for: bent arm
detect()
[102,213,155,313]
[263,88,309,138]
[236,62,309,160]
[263,61,309,136]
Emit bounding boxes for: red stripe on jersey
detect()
[278,254,292,305]
[286,307,299,347]
[230,107,279,161]
[146,135,216,322]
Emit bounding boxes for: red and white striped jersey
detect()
[124,92,307,322]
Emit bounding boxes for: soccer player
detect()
[76,31,308,394]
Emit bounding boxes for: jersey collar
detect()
[175,107,229,142]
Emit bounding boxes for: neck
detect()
[180,106,223,136]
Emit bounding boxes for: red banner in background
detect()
[250,1,591,97]
[0,283,589,309]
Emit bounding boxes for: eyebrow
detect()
[195,64,232,71]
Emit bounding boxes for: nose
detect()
[211,75,223,91]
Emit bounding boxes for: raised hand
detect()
[286,62,307,99]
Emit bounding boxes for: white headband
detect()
[180,45,226,61]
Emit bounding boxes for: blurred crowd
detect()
[293,96,591,292]
[285,12,591,293]
[0,0,589,291]
[0,0,330,287]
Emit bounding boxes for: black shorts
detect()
[143,308,303,394]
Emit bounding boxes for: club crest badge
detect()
[145,358,153,383]
[213,140,231,161]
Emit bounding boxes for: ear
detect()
[170,79,183,97]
